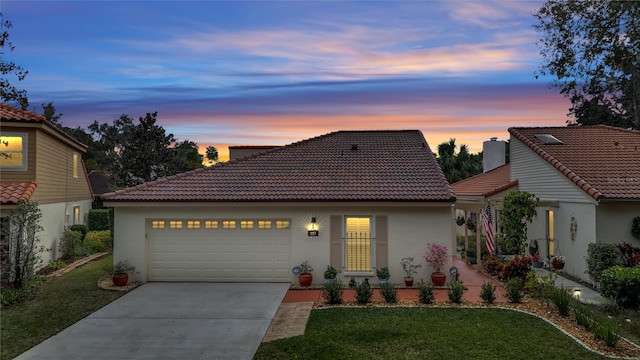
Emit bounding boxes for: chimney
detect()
[482,137,506,172]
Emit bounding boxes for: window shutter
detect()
[375,215,388,268]
[330,215,343,272]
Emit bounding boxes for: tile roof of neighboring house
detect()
[509,125,640,200]
[88,171,112,195]
[0,182,38,205]
[451,164,517,198]
[102,130,455,203]
[0,103,87,150]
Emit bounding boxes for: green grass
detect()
[255,307,614,360]
[0,255,124,359]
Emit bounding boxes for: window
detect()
[344,216,373,272]
[222,220,236,229]
[0,133,27,170]
[152,220,165,229]
[73,206,80,225]
[169,220,183,229]
[547,210,555,256]
[205,220,218,229]
[275,220,290,229]
[240,220,253,229]
[187,220,200,229]
[258,220,272,229]
[72,152,79,178]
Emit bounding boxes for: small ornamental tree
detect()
[501,191,539,255]
[425,243,448,273]
[0,200,46,289]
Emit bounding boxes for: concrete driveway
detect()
[16,283,289,360]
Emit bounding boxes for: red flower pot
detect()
[298,273,313,287]
[431,272,446,286]
[404,278,414,287]
[112,273,129,286]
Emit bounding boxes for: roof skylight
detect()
[535,134,564,145]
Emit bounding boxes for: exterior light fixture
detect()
[308,217,319,237]
[573,288,581,299]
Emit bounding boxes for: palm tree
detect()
[436,139,481,183]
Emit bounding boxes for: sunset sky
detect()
[3,0,571,160]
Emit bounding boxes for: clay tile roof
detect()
[509,125,640,200]
[0,182,38,205]
[1,103,87,150]
[102,130,455,203]
[451,164,517,198]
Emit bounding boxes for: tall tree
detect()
[206,145,219,165]
[41,102,63,125]
[534,0,640,129]
[170,140,204,173]
[0,13,29,109]
[436,138,482,184]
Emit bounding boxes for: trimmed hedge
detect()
[586,243,620,283]
[599,266,640,309]
[69,224,87,239]
[83,230,112,253]
[88,209,111,231]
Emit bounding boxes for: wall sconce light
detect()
[308,217,319,237]
[573,288,581,299]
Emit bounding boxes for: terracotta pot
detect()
[299,273,313,287]
[404,278,414,287]
[431,272,446,286]
[552,263,564,270]
[112,273,128,286]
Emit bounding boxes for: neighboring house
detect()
[88,170,112,195]
[0,103,93,275]
[228,145,280,160]
[453,126,640,282]
[102,130,456,284]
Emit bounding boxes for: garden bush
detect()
[524,271,556,300]
[322,278,344,304]
[355,281,373,304]
[586,243,620,284]
[504,278,523,304]
[572,303,593,331]
[480,281,496,304]
[599,266,640,309]
[482,254,504,277]
[499,255,532,282]
[59,230,83,260]
[551,287,573,317]
[447,279,466,304]
[380,283,398,303]
[83,230,111,253]
[69,224,87,239]
[416,280,435,304]
[87,209,111,231]
[617,242,640,267]
[592,315,620,347]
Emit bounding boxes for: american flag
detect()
[483,202,495,254]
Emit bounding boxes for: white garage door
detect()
[148,220,291,282]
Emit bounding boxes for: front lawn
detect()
[255,307,614,360]
[0,255,124,359]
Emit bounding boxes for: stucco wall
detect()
[112,203,454,284]
[596,202,640,248]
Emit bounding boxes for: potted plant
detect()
[551,256,565,270]
[466,217,476,231]
[112,260,135,286]
[298,261,314,287]
[400,257,421,286]
[425,243,448,286]
[466,247,477,265]
[376,266,390,286]
[323,265,337,285]
[455,215,465,226]
[532,252,543,268]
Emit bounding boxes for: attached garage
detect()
[148,219,292,282]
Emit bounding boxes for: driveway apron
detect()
[16,283,289,360]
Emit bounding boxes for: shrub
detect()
[322,278,344,305]
[593,316,620,347]
[551,287,573,317]
[572,303,593,331]
[524,271,556,300]
[586,243,620,284]
[355,281,373,304]
[87,209,111,231]
[59,230,83,260]
[499,255,532,282]
[380,283,398,303]
[48,259,67,270]
[599,266,640,309]
[617,242,640,267]
[375,267,390,280]
[0,276,45,306]
[447,279,466,304]
[504,278,523,304]
[416,280,435,304]
[83,230,111,253]
[69,224,87,239]
[480,281,496,304]
[482,254,504,276]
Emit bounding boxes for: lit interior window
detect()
[205,220,218,229]
[152,220,165,229]
[223,220,236,229]
[169,220,183,229]
[73,206,80,225]
[275,220,290,229]
[187,220,200,229]
[240,220,254,229]
[345,217,372,272]
[258,220,272,229]
[72,153,79,178]
[0,134,26,169]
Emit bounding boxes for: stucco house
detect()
[0,103,93,277]
[102,130,456,284]
[452,125,640,283]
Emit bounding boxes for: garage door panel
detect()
[149,224,291,282]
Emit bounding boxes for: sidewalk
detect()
[533,268,608,305]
